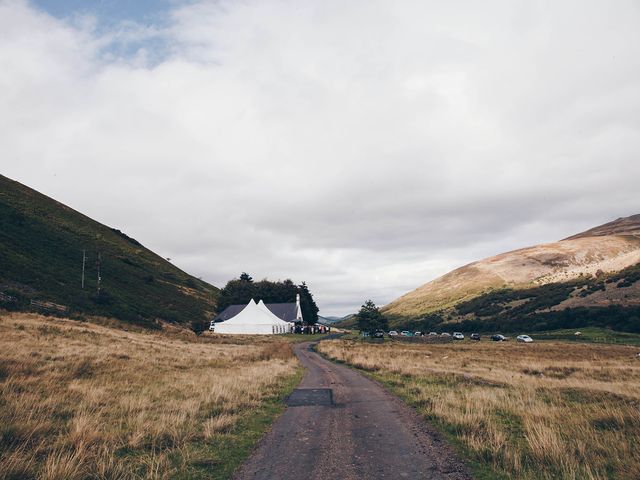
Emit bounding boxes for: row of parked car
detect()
[378,331,534,342]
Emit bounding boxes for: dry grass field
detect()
[318,338,640,480]
[0,312,301,480]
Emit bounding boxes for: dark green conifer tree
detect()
[356,300,388,333]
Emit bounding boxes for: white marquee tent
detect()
[214,299,293,335]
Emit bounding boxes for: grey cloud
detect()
[1,0,639,315]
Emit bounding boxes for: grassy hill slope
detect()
[0,175,219,327]
[382,215,640,332]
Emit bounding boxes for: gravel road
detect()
[233,341,473,480]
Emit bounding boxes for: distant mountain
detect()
[317,316,335,325]
[382,215,640,333]
[564,214,640,239]
[318,314,355,326]
[0,175,219,327]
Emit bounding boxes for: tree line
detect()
[215,273,319,325]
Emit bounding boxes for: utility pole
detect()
[96,252,102,294]
[81,249,86,289]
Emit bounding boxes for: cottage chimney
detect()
[296,293,302,320]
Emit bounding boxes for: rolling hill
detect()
[0,174,219,328]
[381,215,640,332]
[318,314,355,326]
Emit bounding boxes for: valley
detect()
[2,174,640,479]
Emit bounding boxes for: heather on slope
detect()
[0,175,219,327]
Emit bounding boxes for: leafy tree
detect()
[191,318,208,336]
[239,272,253,282]
[215,273,256,313]
[254,278,297,303]
[356,300,388,333]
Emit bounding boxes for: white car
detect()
[452,332,464,340]
[429,332,438,336]
[516,334,533,343]
[209,321,216,331]
[388,330,399,336]
[441,332,451,337]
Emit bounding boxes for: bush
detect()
[92,290,113,305]
[191,319,207,336]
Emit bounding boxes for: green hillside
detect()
[387,263,640,334]
[379,214,640,334]
[382,215,640,320]
[0,175,219,328]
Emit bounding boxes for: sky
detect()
[1,0,639,316]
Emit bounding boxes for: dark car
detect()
[372,330,385,339]
[470,333,481,341]
[491,334,507,341]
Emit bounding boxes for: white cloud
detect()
[1,0,640,315]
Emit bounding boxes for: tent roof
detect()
[217,299,291,326]
[214,300,298,323]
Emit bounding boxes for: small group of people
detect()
[293,324,331,334]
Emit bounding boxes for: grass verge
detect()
[318,338,640,480]
[0,312,303,479]
[532,327,640,345]
[169,368,303,480]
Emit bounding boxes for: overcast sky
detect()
[1,0,639,316]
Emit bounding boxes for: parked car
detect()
[516,334,533,343]
[388,330,399,336]
[441,332,451,337]
[401,330,413,337]
[429,332,438,336]
[414,331,422,337]
[470,333,481,341]
[452,332,464,340]
[491,334,507,341]
[372,330,385,339]
[209,321,216,331]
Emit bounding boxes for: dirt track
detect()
[233,341,472,480]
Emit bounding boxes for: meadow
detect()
[318,338,640,479]
[0,312,301,480]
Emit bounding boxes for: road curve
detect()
[233,341,472,480]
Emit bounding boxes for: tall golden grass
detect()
[318,339,640,479]
[0,312,299,480]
